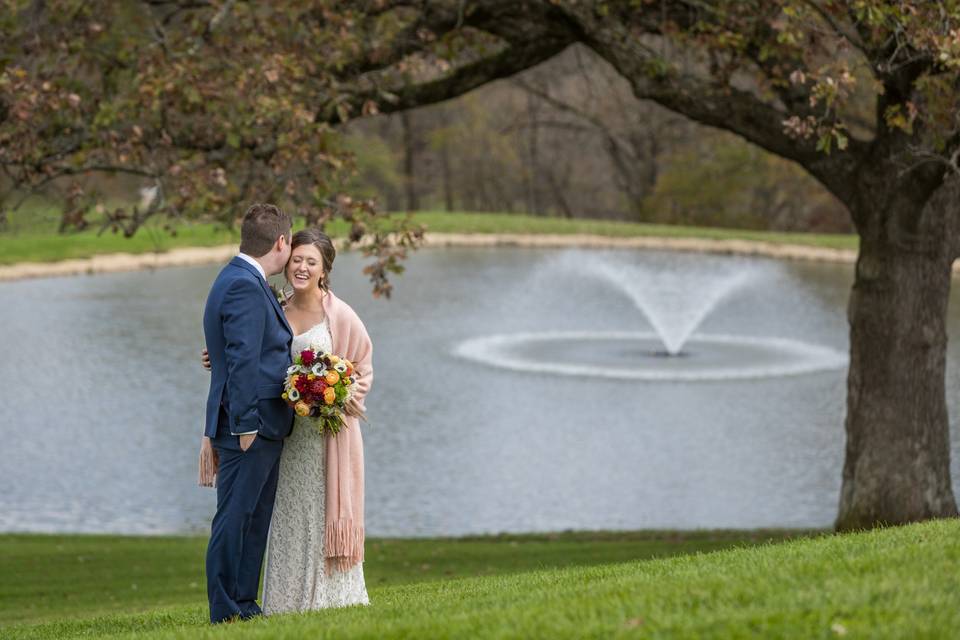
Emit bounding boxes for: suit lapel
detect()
[229,257,293,337]
[259,276,293,337]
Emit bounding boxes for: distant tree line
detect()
[346,46,851,233]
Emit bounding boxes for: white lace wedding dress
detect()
[262,319,369,615]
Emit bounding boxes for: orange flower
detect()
[323,387,336,405]
[294,401,311,417]
[324,370,340,385]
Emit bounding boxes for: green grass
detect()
[4,520,959,638]
[0,201,242,264]
[412,211,860,251]
[0,206,859,267]
[0,223,241,265]
[0,528,806,628]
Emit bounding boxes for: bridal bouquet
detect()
[282,347,357,436]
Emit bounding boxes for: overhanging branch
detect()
[555,1,866,204]
[318,38,570,123]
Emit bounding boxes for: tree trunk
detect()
[401,111,418,213]
[439,141,454,212]
[526,90,541,215]
[544,164,574,218]
[837,195,959,530]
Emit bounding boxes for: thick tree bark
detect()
[837,187,959,530]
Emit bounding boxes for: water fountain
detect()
[454,251,848,381]
[579,258,759,356]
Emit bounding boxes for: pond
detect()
[2,247,959,536]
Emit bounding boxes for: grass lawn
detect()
[0,208,859,267]
[0,528,806,628]
[4,519,958,638]
[414,211,860,251]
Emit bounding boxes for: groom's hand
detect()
[198,437,218,488]
[239,433,257,451]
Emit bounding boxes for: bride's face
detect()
[286,244,325,292]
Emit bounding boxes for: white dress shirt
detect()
[237,252,266,280]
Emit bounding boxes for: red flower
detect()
[309,379,327,397]
[300,349,315,366]
[295,376,309,393]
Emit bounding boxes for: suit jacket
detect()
[202,256,294,440]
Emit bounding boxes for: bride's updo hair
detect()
[290,227,336,291]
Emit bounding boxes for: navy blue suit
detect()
[202,257,294,623]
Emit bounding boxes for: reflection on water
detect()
[1,247,959,535]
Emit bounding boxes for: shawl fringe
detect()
[324,519,365,574]
[324,518,365,559]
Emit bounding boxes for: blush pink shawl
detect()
[320,289,372,574]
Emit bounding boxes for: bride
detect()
[202,227,372,614]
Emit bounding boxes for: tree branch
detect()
[319,38,569,123]
[556,1,866,204]
[328,2,467,80]
[799,0,870,59]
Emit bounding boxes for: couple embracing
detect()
[198,203,373,623]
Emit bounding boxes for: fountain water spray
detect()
[575,254,761,355]
[453,251,848,382]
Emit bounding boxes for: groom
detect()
[198,203,295,623]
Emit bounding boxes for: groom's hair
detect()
[239,203,292,257]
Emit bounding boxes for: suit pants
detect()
[205,427,283,623]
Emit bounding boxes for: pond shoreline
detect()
[0,231,954,282]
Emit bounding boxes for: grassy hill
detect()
[4,519,957,639]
